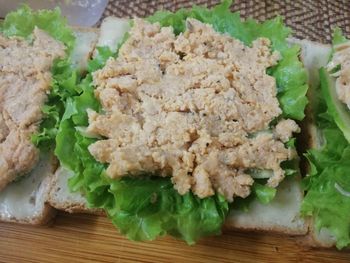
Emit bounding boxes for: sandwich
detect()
[48,0,309,244]
[300,30,350,249]
[0,6,98,224]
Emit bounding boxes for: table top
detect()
[0,212,349,263]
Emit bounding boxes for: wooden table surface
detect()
[0,212,349,263]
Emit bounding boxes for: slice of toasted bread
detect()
[0,28,99,225]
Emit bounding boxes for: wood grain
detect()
[0,212,349,263]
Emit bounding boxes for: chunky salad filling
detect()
[327,38,350,109]
[88,18,298,202]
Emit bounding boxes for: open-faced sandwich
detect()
[299,29,350,249]
[0,6,98,224]
[49,1,308,244]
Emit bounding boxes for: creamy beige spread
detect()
[88,18,298,201]
[327,41,350,109]
[0,28,66,190]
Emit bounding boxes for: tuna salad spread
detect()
[88,18,299,202]
[327,41,350,109]
[0,28,65,190]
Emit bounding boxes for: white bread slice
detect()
[291,39,338,247]
[225,177,307,235]
[48,167,103,215]
[0,154,57,224]
[50,168,308,236]
[49,168,308,235]
[0,28,99,225]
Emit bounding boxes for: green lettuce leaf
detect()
[253,183,277,204]
[0,5,75,51]
[55,0,307,243]
[109,177,228,244]
[301,121,350,249]
[301,30,350,249]
[32,59,79,151]
[332,27,348,46]
[231,182,277,212]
